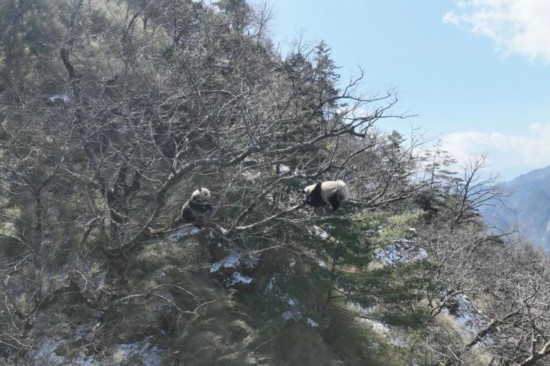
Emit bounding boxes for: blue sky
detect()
[260,0,550,180]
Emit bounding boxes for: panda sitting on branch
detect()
[303,180,349,212]
[181,187,214,228]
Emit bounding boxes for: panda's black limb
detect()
[181,206,195,222]
[327,194,340,212]
[189,200,213,214]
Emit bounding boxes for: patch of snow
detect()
[112,341,162,366]
[365,228,379,238]
[210,251,241,273]
[28,336,163,365]
[388,333,409,348]
[357,315,409,347]
[243,171,261,181]
[169,225,202,242]
[281,310,300,321]
[209,250,258,279]
[29,338,66,364]
[226,272,253,286]
[93,271,106,294]
[75,324,93,339]
[451,294,487,336]
[374,239,427,265]
[263,278,304,315]
[348,302,408,347]
[265,278,275,292]
[279,164,291,173]
[310,225,330,239]
[49,93,70,104]
[347,302,374,316]
[359,318,391,336]
[306,318,319,328]
[72,352,99,366]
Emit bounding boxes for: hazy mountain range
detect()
[481,165,550,251]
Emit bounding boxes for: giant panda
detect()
[303,180,349,212]
[181,187,214,227]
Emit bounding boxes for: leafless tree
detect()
[0,1,424,360]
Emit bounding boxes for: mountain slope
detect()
[482,165,550,250]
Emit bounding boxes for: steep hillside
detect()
[482,165,550,250]
[2,1,550,365]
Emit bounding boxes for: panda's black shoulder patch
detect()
[306,182,325,207]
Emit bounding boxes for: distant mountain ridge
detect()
[481,165,550,251]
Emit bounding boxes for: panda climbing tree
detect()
[303,180,349,212]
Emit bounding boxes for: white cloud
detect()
[442,123,550,179]
[444,0,550,62]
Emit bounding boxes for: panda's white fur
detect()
[192,187,211,201]
[181,187,214,227]
[303,180,348,212]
